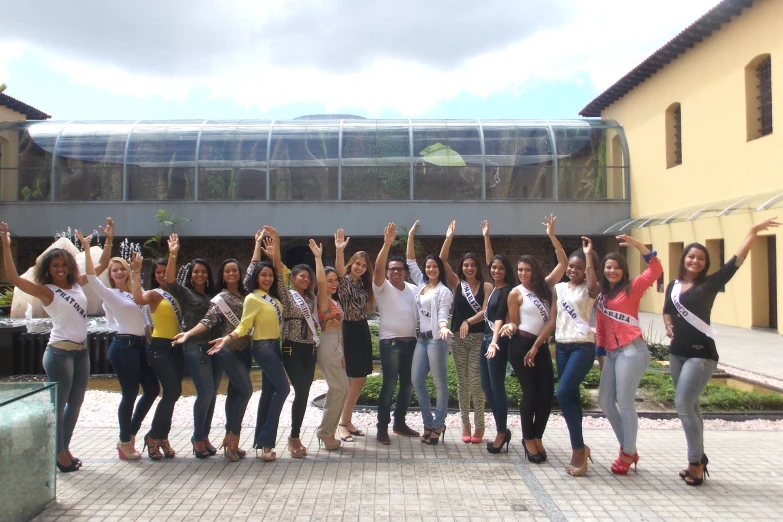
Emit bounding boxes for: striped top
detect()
[339,276,369,322]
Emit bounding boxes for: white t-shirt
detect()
[417,291,434,333]
[372,279,417,340]
[43,283,88,344]
[87,275,149,336]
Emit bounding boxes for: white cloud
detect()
[1,0,722,115]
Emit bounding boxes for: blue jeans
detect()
[377,338,416,429]
[43,346,90,454]
[479,333,509,432]
[251,339,290,449]
[411,337,449,430]
[184,341,224,441]
[556,342,596,449]
[146,338,183,439]
[598,337,650,454]
[108,335,160,442]
[669,354,717,462]
[214,348,253,435]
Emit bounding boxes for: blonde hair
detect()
[107,257,134,293]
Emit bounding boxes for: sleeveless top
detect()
[318,299,343,332]
[515,284,548,336]
[151,295,180,339]
[43,283,88,344]
[450,280,485,334]
[554,282,596,344]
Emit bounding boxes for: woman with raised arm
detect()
[172,256,252,462]
[1,218,113,472]
[499,215,567,464]
[479,220,519,454]
[131,253,183,460]
[596,234,663,475]
[309,239,348,451]
[212,231,289,462]
[663,218,779,486]
[75,229,158,462]
[439,220,491,443]
[406,220,454,445]
[165,233,220,459]
[333,228,376,442]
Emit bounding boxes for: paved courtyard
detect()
[31,424,783,522]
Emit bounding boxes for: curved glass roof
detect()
[0,118,629,203]
[595,189,783,234]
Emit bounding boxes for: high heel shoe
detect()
[680,453,708,479]
[462,424,472,443]
[470,427,484,444]
[191,437,210,459]
[159,439,176,458]
[683,454,710,486]
[203,437,217,456]
[143,434,164,460]
[420,426,433,443]
[338,424,355,443]
[256,447,276,461]
[117,440,142,460]
[425,426,446,446]
[523,440,544,464]
[486,429,511,454]
[317,435,342,451]
[611,450,639,475]
[287,437,308,458]
[219,432,241,463]
[567,446,593,477]
[56,460,80,473]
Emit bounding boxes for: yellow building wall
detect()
[0,105,25,201]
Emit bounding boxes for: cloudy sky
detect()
[1,0,721,120]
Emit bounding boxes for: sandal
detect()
[425,426,446,446]
[338,424,355,443]
[420,426,433,443]
[347,424,364,437]
[143,434,164,460]
[256,447,276,462]
[288,437,308,459]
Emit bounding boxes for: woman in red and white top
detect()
[595,234,662,475]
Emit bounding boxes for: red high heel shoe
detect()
[611,450,639,475]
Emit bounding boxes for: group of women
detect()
[0,213,778,486]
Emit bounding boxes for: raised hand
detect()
[262,236,275,261]
[446,220,456,239]
[383,223,397,245]
[582,236,593,255]
[168,233,180,256]
[615,234,641,248]
[130,252,142,272]
[308,239,323,258]
[409,220,420,235]
[480,220,490,237]
[254,229,264,244]
[753,217,781,233]
[98,217,114,240]
[262,225,279,241]
[75,229,92,248]
[0,222,10,250]
[334,228,350,250]
[543,214,557,237]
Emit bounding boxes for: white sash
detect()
[671,281,716,338]
[154,288,184,331]
[52,286,88,319]
[556,286,591,336]
[118,289,145,312]
[522,288,549,323]
[261,293,283,328]
[211,293,240,328]
[596,295,640,329]
[461,280,482,314]
[290,290,319,343]
[330,298,343,319]
[484,288,496,332]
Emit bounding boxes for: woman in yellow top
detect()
[131,253,183,460]
[211,229,289,462]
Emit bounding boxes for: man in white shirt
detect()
[373,223,420,444]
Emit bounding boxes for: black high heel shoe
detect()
[56,460,80,473]
[680,453,708,479]
[191,437,210,459]
[684,454,710,486]
[524,440,545,464]
[486,429,511,454]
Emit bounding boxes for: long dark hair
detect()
[34,248,78,286]
[678,243,711,283]
[325,266,340,301]
[490,254,518,288]
[517,255,552,303]
[246,261,280,300]
[185,258,216,297]
[424,255,448,286]
[149,258,168,289]
[215,258,247,296]
[291,263,316,300]
[600,252,632,297]
[456,252,484,282]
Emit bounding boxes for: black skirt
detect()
[342,319,373,378]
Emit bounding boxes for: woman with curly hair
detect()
[1,218,114,472]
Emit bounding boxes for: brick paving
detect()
[30,425,783,521]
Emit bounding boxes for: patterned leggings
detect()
[452,333,485,429]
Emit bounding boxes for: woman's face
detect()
[49,256,70,283]
[222,262,240,285]
[684,248,707,277]
[154,264,167,287]
[191,263,209,287]
[109,262,128,286]
[326,271,339,295]
[461,258,478,280]
[292,269,311,292]
[603,259,624,285]
[351,257,368,278]
[425,259,440,282]
[257,267,275,292]
[517,262,533,285]
[490,259,506,283]
[566,256,586,284]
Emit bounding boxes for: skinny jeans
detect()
[377,338,416,428]
[316,330,349,438]
[508,335,554,441]
[108,334,159,442]
[146,338,183,439]
[452,333,485,429]
[184,340,224,441]
[43,346,89,454]
[411,337,449,430]
[479,333,509,433]
[597,337,649,454]
[555,342,596,449]
[669,354,717,463]
[252,339,290,449]
[214,348,253,435]
[282,341,317,439]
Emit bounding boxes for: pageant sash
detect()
[290,289,319,342]
[522,288,549,324]
[484,288,496,332]
[154,288,184,331]
[671,281,716,338]
[330,298,343,319]
[261,293,283,328]
[461,280,482,313]
[51,285,88,319]
[118,289,145,311]
[556,286,591,336]
[596,295,640,329]
[211,293,240,328]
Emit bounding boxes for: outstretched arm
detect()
[0,222,54,305]
[406,220,419,262]
[334,228,349,278]
[542,215,567,287]
[734,217,780,259]
[263,226,285,273]
[75,230,96,276]
[310,240,330,314]
[165,233,180,285]
[374,223,396,288]
[582,237,600,297]
[439,220,460,289]
[481,220,494,266]
[93,217,115,276]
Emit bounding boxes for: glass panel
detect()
[198,123,269,201]
[342,121,410,200]
[269,124,338,201]
[483,123,553,199]
[126,121,198,201]
[412,122,482,200]
[55,123,131,201]
[555,124,607,199]
[16,122,66,201]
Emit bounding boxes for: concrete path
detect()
[638,312,783,380]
